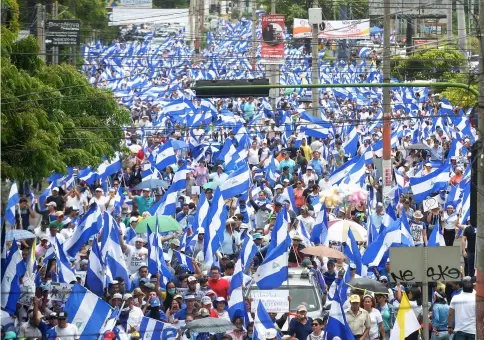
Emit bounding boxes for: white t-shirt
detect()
[368,308,383,339]
[127,306,144,329]
[443,212,458,230]
[450,292,476,334]
[19,322,43,338]
[66,195,81,210]
[51,324,80,340]
[89,196,107,212]
[124,245,148,274]
[248,148,260,165]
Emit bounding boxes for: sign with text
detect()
[250,290,289,313]
[389,247,461,283]
[261,14,285,64]
[45,20,80,46]
[318,20,370,40]
[293,18,312,38]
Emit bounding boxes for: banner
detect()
[319,20,370,39]
[294,19,370,40]
[261,14,285,64]
[293,18,312,38]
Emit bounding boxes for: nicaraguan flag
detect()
[138,316,178,340]
[344,229,363,275]
[228,260,249,325]
[310,204,328,244]
[266,206,289,255]
[253,301,282,340]
[427,219,445,246]
[55,239,77,284]
[220,163,251,200]
[64,283,113,340]
[64,203,101,257]
[203,188,227,265]
[255,235,290,290]
[239,233,257,270]
[5,182,19,227]
[150,141,177,173]
[362,219,414,267]
[175,251,195,273]
[86,240,104,297]
[1,240,26,314]
[409,164,451,203]
[324,280,355,340]
[147,223,160,275]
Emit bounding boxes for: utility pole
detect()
[456,0,467,56]
[251,0,256,71]
[447,0,453,38]
[189,0,194,50]
[310,3,320,118]
[52,0,59,65]
[36,3,46,62]
[194,0,200,56]
[382,0,392,203]
[268,0,277,112]
[475,1,484,338]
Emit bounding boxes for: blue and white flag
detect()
[310,204,328,244]
[1,240,26,314]
[324,280,355,340]
[96,153,122,181]
[344,229,363,275]
[427,219,445,247]
[64,204,101,257]
[255,235,290,290]
[362,219,414,267]
[203,188,227,265]
[86,240,104,297]
[138,316,178,340]
[65,283,113,340]
[174,251,195,273]
[265,154,279,186]
[101,213,131,291]
[55,239,77,284]
[266,206,289,255]
[149,141,177,173]
[228,259,249,325]
[147,223,160,275]
[192,191,209,231]
[253,301,282,340]
[5,182,19,227]
[220,163,250,200]
[239,234,257,270]
[409,164,451,203]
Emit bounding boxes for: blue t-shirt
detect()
[289,317,313,340]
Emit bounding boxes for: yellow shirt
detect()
[301,145,312,161]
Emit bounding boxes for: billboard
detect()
[109,8,189,26]
[293,19,370,40]
[293,18,312,38]
[45,20,81,46]
[261,14,285,64]
[319,20,370,39]
[106,0,152,8]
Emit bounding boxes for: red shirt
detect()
[208,278,230,299]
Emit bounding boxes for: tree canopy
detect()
[1,7,130,181]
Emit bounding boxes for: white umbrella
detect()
[129,144,142,153]
[327,219,367,242]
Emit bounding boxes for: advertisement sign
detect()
[106,0,152,8]
[45,20,81,46]
[293,18,312,38]
[293,19,370,40]
[261,14,285,64]
[319,20,370,39]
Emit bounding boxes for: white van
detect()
[247,267,326,320]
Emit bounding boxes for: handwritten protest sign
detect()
[250,290,289,313]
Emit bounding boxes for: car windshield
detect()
[248,286,321,312]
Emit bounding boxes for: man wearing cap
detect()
[124,293,143,331]
[288,305,313,339]
[180,276,204,301]
[288,235,305,267]
[409,210,427,247]
[200,296,218,317]
[45,311,79,340]
[248,190,273,229]
[129,188,153,215]
[443,205,458,246]
[345,295,371,339]
[175,294,197,321]
[120,236,148,275]
[302,166,318,187]
[45,187,65,211]
[450,166,463,186]
[18,297,49,338]
[89,188,108,212]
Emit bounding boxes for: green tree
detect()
[391,48,465,81]
[1,9,130,181]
